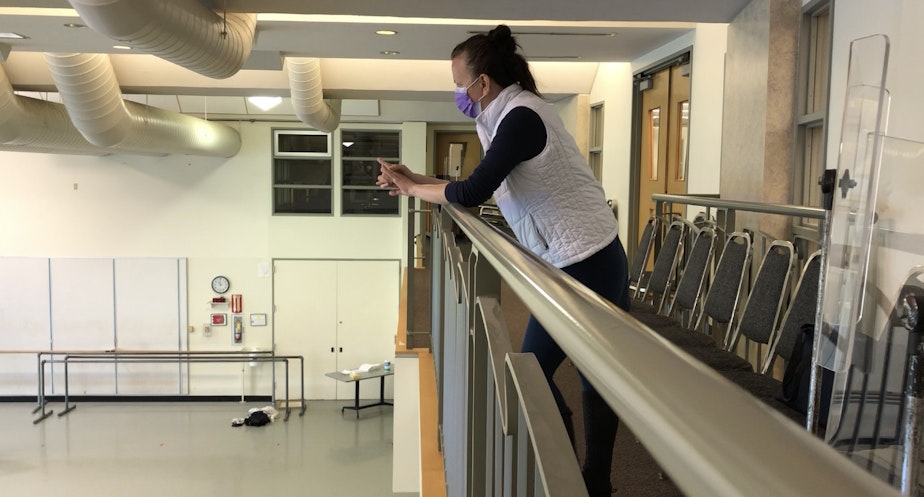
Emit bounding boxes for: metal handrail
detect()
[442,202,898,497]
[652,193,826,219]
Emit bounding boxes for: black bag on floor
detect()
[244,410,271,427]
[778,323,834,425]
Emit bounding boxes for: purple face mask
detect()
[454,78,481,118]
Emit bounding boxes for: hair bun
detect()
[488,24,516,54]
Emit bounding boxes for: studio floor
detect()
[0,400,414,497]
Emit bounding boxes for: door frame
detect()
[271,257,402,400]
[628,49,692,263]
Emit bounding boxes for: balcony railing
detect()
[425,202,899,497]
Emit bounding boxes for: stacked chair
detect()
[627,220,822,426]
[694,231,753,339]
[629,216,660,299]
[724,240,795,353]
[761,251,821,374]
[639,220,685,314]
[668,227,717,328]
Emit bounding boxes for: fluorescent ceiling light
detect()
[376,30,397,35]
[380,50,400,56]
[0,32,26,39]
[248,96,283,111]
[113,45,132,50]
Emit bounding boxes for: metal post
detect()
[808,169,837,434]
[32,353,43,414]
[900,295,924,495]
[407,197,417,348]
[299,356,307,416]
[284,358,290,421]
[59,357,76,417]
[33,358,54,424]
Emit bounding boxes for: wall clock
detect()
[211,275,230,294]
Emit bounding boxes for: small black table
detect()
[325,368,394,418]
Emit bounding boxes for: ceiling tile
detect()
[179,95,248,114]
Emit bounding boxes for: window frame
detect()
[589,102,604,182]
[272,128,334,216]
[793,0,834,235]
[339,128,402,216]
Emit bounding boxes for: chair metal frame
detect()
[630,216,660,300]
[668,227,717,328]
[761,250,822,374]
[725,239,795,353]
[642,220,686,314]
[694,231,752,339]
[693,211,716,229]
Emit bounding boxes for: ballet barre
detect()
[27,350,305,424]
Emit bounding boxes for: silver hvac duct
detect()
[67,0,256,79]
[0,62,105,154]
[45,53,241,157]
[286,58,341,133]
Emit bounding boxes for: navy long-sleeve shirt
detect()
[444,106,548,207]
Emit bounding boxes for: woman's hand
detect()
[375,157,396,189]
[377,158,412,177]
[377,158,415,196]
[376,158,449,203]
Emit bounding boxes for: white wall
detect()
[588,63,634,245]
[687,24,728,195]
[825,0,924,165]
[0,119,420,395]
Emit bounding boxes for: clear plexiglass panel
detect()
[825,136,924,495]
[817,34,891,377]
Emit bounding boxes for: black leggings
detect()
[520,236,631,409]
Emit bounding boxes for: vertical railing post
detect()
[406,197,417,348]
[454,254,470,497]
[504,370,521,497]
[900,295,924,495]
[442,230,461,496]
[470,299,489,497]
[439,206,473,497]
[468,252,501,497]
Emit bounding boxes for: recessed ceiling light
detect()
[376,30,397,36]
[113,45,132,50]
[247,96,283,111]
[380,50,400,56]
[63,23,85,29]
[0,33,27,39]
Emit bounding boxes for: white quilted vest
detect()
[475,84,618,268]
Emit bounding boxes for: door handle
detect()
[330,347,334,353]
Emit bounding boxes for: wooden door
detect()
[434,131,481,180]
[432,131,482,227]
[638,68,671,246]
[666,65,690,199]
[636,64,690,251]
